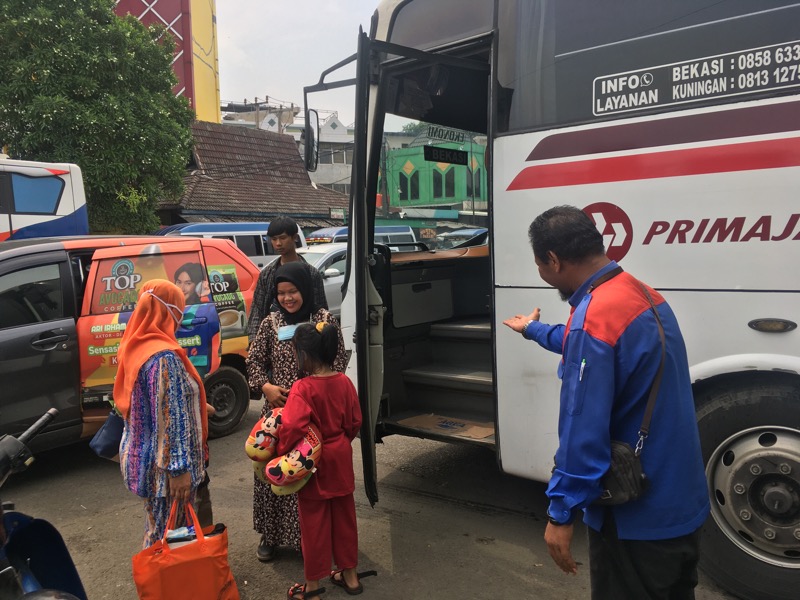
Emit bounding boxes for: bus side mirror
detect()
[304,109,320,172]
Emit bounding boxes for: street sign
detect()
[423,145,468,166]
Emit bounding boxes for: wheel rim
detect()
[707,425,800,568]
[208,381,236,422]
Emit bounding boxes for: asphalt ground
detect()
[3,401,735,600]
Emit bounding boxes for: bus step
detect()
[428,319,493,368]
[381,410,496,448]
[429,319,491,341]
[402,364,493,394]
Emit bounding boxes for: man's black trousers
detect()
[588,510,701,600]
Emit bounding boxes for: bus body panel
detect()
[494,98,800,482]
[494,98,800,292]
[494,285,800,482]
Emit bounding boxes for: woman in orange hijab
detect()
[115,279,208,548]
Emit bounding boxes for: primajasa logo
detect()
[584,202,633,262]
[584,203,800,263]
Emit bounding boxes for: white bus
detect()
[0,158,89,240]
[303,2,800,598]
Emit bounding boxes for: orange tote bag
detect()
[132,501,239,600]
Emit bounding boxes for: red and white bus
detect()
[304,2,800,597]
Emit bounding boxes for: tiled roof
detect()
[189,121,311,185]
[179,173,347,217]
[162,121,347,221]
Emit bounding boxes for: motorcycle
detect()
[0,409,87,600]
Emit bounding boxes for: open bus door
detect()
[305,30,385,506]
[304,31,490,506]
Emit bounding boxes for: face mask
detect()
[278,324,298,341]
[144,289,183,327]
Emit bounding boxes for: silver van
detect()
[155,222,307,269]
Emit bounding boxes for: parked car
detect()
[306,225,416,251]
[154,222,307,269]
[0,235,260,452]
[296,242,347,318]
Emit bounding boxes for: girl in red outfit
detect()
[278,322,367,600]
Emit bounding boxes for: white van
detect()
[155,222,307,269]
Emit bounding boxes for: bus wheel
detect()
[205,366,249,438]
[695,376,800,600]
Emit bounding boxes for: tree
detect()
[401,121,427,138]
[0,0,194,233]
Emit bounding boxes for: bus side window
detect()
[10,173,64,214]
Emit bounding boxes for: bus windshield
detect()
[379,117,486,248]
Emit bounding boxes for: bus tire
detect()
[205,366,249,438]
[695,375,800,600]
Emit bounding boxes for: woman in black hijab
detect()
[245,261,346,562]
[274,261,316,325]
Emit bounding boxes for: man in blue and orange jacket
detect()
[504,205,709,600]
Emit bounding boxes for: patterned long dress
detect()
[246,308,346,549]
[119,350,205,548]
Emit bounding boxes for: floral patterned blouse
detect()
[120,350,205,498]
[246,308,347,398]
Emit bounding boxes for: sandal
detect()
[329,570,377,596]
[287,583,325,599]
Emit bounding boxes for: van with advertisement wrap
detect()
[0,235,259,452]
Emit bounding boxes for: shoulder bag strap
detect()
[586,267,665,455]
[635,282,666,456]
[588,266,623,291]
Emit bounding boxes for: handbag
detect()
[89,410,124,460]
[132,501,239,600]
[594,276,666,506]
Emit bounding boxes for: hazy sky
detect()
[216,0,377,126]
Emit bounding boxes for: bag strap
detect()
[162,500,205,552]
[588,266,623,291]
[634,282,666,456]
[587,266,666,457]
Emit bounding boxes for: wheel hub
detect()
[209,381,235,419]
[708,426,800,567]
[761,482,795,517]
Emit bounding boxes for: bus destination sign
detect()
[423,145,468,166]
[593,40,800,116]
[426,126,466,143]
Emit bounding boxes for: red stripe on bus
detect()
[527,101,800,162]
[507,137,800,191]
[46,169,69,176]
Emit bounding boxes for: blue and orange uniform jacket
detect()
[525,261,709,539]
